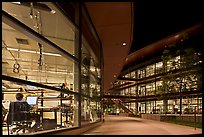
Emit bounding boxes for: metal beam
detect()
[2,75,78,95]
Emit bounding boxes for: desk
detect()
[30,107,59,130]
[37,107,58,122]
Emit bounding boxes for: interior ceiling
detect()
[85,2,133,92]
[2,2,76,86]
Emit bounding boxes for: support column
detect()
[135,101,138,115]
[73,2,82,127]
[163,99,168,114]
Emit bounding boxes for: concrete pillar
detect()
[163,99,168,114]
[135,101,138,115]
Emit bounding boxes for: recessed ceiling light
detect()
[122,42,127,46]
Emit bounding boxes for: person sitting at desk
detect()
[7,93,40,133]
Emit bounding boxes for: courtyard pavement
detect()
[82,115,202,135]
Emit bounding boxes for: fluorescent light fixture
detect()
[20,49,37,54]
[11,2,21,4]
[7,47,18,51]
[42,52,61,57]
[22,68,69,75]
[7,47,61,57]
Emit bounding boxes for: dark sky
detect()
[129,0,203,53]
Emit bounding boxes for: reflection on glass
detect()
[81,39,101,98]
[81,97,100,125]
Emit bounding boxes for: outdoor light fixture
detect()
[122,42,127,46]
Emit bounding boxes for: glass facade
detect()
[3,2,76,56]
[2,2,103,135]
[107,46,202,116]
[81,37,101,125]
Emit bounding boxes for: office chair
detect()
[7,102,32,135]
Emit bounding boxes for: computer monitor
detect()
[26,96,38,106]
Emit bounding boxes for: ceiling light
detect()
[122,42,127,46]
[51,10,56,14]
[20,49,37,54]
[7,47,61,57]
[22,68,69,75]
[7,47,18,51]
[11,2,21,4]
[41,52,61,57]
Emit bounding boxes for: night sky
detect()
[130,0,203,53]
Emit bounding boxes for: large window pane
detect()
[2,80,78,135]
[2,2,76,57]
[2,22,78,92]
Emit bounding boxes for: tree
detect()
[160,44,202,114]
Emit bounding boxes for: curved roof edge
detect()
[123,22,203,69]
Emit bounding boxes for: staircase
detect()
[111,99,136,117]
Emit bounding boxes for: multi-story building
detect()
[2,2,103,135]
[105,33,202,116]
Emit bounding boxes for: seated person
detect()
[7,93,30,122]
[7,93,40,133]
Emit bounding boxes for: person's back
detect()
[7,102,30,124]
[7,92,31,125]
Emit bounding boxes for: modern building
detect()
[105,38,202,116]
[2,2,103,135]
[2,1,203,135]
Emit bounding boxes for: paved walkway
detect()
[82,115,202,135]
